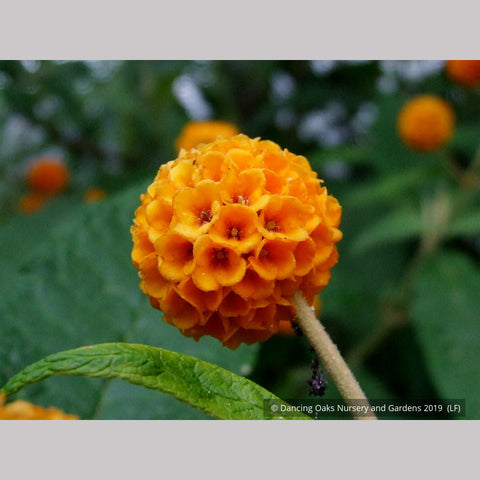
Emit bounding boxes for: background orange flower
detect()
[446,60,480,87]
[131,134,342,348]
[397,95,455,152]
[0,394,78,420]
[26,157,70,195]
[175,120,239,151]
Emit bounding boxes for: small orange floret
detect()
[131,134,342,348]
[18,193,47,214]
[446,60,480,87]
[138,253,170,298]
[146,198,174,242]
[397,95,455,153]
[259,195,312,241]
[175,277,223,313]
[160,287,206,330]
[172,180,221,240]
[249,239,296,281]
[26,157,69,195]
[219,168,266,208]
[0,393,78,420]
[219,291,252,317]
[175,120,239,151]
[156,233,194,281]
[293,238,317,276]
[209,204,262,253]
[192,235,246,291]
[232,268,275,300]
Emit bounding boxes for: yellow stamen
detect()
[229,227,240,239]
[199,209,212,224]
[236,195,248,205]
[265,219,279,231]
[215,248,228,262]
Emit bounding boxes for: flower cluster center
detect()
[228,226,241,240]
[265,219,279,232]
[199,209,213,225]
[235,195,248,205]
[259,248,269,259]
[214,248,229,263]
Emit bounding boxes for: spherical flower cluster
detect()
[175,120,239,151]
[0,393,78,420]
[131,135,342,349]
[397,95,455,153]
[446,60,480,87]
[26,157,70,195]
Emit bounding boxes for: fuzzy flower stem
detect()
[292,291,377,420]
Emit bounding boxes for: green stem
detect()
[292,291,377,420]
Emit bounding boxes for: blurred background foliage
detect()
[1,60,480,419]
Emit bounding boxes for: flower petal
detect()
[232,268,274,300]
[138,253,170,298]
[192,235,246,291]
[249,239,296,280]
[259,195,310,241]
[155,233,194,281]
[208,204,262,254]
[172,180,222,240]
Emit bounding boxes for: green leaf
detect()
[345,166,433,208]
[450,123,480,158]
[351,205,423,254]
[350,193,480,254]
[0,343,308,420]
[447,209,480,238]
[0,194,81,283]
[308,144,373,171]
[412,252,480,419]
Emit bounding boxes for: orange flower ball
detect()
[446,60,480,87]
[397,95,455,153]
[26,157,70,195]
[131,134,342,349]
[0,393,78,420]
[175,120,240,151]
